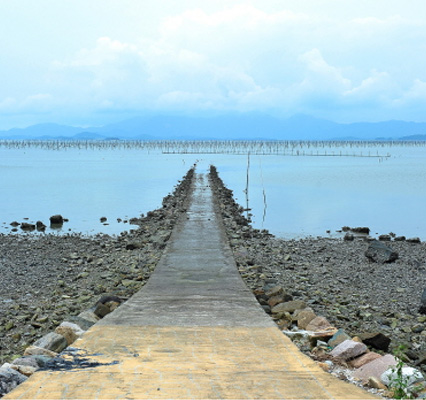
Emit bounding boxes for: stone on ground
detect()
[353,354,398,383]
[365,240,398,263]
[330,340,367,361]
[33,332,68,353]
[381,366,424,387]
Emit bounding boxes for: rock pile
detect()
[0,295,123,397]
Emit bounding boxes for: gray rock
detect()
[271,300,307,314]
[328,329,351,349]
[330,339,367,361]
[29,355,51,368]
[295,309,317,329]
[344,233,354,241]
[365,240,398,263]
[12,357,39,369]
[33,332,68,353]
[57,321,85,336]
[77,310,100,324]
[0,366,27,396]
[93,302,111,318]
[381,366,424,387]
[420,289,426,315]
[69,316,96,330]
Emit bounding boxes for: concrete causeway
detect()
[5,171,378,399]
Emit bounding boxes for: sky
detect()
[1,0,426,129]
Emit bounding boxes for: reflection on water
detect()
[1,141,426,240]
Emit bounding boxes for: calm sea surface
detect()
[1,142,425,240]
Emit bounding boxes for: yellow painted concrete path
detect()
[5,171,378,399]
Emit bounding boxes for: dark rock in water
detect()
[10,221,20,227]
[407,237,421,244]
[394,236,406,241]
[344,233,354,241]
[342,226,351,232]
[352,227,370,234]
[357,332,391,352]
[365,240,398,263]
[36,221,46,232]
[419,289,426,315]
[20,223,36,231]
[100,217,107,223]
[378,234,391,241]
[50,215,64,226]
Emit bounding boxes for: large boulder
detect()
[365,240,398,263]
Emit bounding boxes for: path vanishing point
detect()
[5,170,378,399]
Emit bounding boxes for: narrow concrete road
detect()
[5,172,378,399]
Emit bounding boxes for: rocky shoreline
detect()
[1,165,425,397]
[0,168,194,366]
[209,165,426,395]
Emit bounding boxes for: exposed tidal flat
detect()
[1,140,426,370]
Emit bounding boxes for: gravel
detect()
[0,168,194,364]
[209,165,426,370]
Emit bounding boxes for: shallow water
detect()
[1,142,425,239]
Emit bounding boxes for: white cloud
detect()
[343,70,397,103]
[160,5,307,33]
[2,1,426,127]
[393,79,426,106]
[0,97,17,112]
[294,49,352,106]
[352,15,406,26]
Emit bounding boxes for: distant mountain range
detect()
[1,114,426,141]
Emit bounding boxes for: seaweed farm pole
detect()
[244,151,250,219]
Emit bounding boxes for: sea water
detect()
[1,142,425,240]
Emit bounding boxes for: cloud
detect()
[0,97,17,112]
[0,94,53,114]
[160,5,307,33]
[3,2,426,127]
[393,79,426,105]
